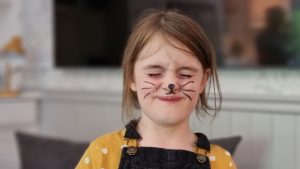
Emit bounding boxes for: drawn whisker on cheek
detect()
[182,89,196,92]
[142,82,159,99]
[144,81,156,86]
[182,92,192,101]
[181,81,194,88]
[143,92,151,100]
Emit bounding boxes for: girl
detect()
[76,9,237,169]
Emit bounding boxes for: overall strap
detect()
[123,119,140,155]
[124,119,141,140]
[195,133,211,151]
[123,119,212,163]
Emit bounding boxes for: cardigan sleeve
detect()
[75,131,124,169]
[209,144,238,169]
[75,141,103,169]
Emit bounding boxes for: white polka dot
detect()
[101,148,108,154]
[229,161,233,167]
[225,151,231,156]
[84,157,90,164]
[121,144,127,150]
[209,155,216,161]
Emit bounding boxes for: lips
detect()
[157,96,182,102]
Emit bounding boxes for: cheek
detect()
[195,77,206,93]
[189,90,201,102]
[137,77,159,89]
[135,77,161,99]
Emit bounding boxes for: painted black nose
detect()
[168,84,175,90]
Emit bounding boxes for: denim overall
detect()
[118,120,211,169]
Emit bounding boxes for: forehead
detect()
[138,33,191,58]
[136,33,202,69]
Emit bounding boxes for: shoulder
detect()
[210,144,231,156]
[208,144,237,169]
[75,129,126,169]
[93,129,125,143]
[91,129,127,151]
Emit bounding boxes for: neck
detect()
[137,116,196,151]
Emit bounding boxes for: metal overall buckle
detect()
[126,139,138,156]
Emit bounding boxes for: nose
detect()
[165,83,177,95]
[168,84,175,90]
[163,73,178,94]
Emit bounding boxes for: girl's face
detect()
[130,33,209,126]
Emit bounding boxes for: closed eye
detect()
[148,73,161,77]
[179,74,192,78]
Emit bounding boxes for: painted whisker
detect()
[181,81,194,88]
[182,89,195,92]
[142,81,159,99]
[182,92,192,100]
[143,92,151,100]
[144,81,156,86]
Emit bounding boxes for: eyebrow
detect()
[142,65,199,72]
[177,66,199,72]
[142,64,164,70]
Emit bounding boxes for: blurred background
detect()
[0,0,300,169]
[53,0,300,68]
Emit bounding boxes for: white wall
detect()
[0,0,21,47]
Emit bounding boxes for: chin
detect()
[149,111,190,125]
[157,117,188,126]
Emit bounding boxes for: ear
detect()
[199,69,210,94]
[130,81,137,92]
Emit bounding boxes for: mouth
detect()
[157,96,182,102]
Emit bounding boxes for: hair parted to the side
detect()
[121,9,222,120]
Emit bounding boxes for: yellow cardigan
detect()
[76,130,237,169]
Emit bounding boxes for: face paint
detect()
[142,80,196,101]
[166,83,176,95]
[142,81,160,100]
[160,81,196,101]
[179,81,195,101]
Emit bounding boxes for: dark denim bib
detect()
[118,120,211,169]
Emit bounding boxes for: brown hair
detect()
[122,9,222,120]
